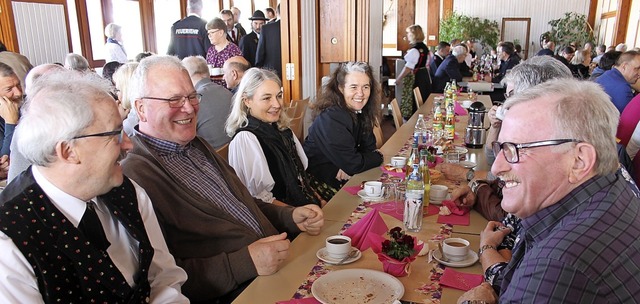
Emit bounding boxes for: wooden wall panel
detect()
[426,0,440,46]
[0,0,18,51]
[614,0,631,44]
[443,0,453,17]
[318,0,355,62]
[395,0,414,52]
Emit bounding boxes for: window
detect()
[112,0,143,60]
[154,0,181,54]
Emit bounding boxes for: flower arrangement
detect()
[377,227,423,277]
[382,227,416,260]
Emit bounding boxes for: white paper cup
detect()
[326,235,352,259]
[430,185,448,201]
[390,156,407,168]
[364,181,383,197]
[443,238,470,262]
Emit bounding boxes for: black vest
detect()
[237,116,320,206]
[0,170,154,303]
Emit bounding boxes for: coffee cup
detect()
[209,65,223,76]
[390,156,407,169]
[462,100,473,108]
[442,238,470,262]
[496,105,507,120]
[364,181,383,197]
[325,235,352,259]
[430,185,448,201]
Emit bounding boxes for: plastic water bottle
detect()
[404,161,424,232]
[414,114,428,149]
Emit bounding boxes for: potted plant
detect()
[540,12,594,52]
[376,227,423,277]
[439,11,500,52]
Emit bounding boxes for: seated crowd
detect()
[1,10,640,303]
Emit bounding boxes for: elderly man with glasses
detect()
[457,79,640,303]
[121,55,324,303]
[0,70,188,303]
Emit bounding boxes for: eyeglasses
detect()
[503,90,514,100]
[73,129,123,144]
[207,29,222,36]
[492,139,582,164]
[141,93,202,108]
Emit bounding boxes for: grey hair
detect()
[16,70,114,166]
[504,79,619,175]
[104,23,121,39]
[502,56,572,94]
[182,56,209,77]
[451,45,467,57]
[187,0,202,12]
[112,61,139,109]
[0,62,16,78]
[24,64,65,95]
[64,53,90,72]
[225,68,287,137]
[128,55,187,104]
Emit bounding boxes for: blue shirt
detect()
[499,170,640,303]
[595,68,634,113]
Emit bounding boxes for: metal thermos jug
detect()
[465,102,487,148]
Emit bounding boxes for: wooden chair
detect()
[413,87,424,109]
[373,123,384,149]
[389,98,403,130]
[293,97,309,118]
[290,113,305,143]
[215,143,230,163]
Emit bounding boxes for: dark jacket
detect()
[256,20,282,78]
[493,55,520,84]
[167,15,211,59]
[433,55,463,93]
[239,31,259,66]
[303,106,382,189]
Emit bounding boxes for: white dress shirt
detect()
[0,166,189,303]
[228,131,307,203]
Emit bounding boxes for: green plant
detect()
[381,227,416,260]
[543,12,594,50]
[439,11,500,50]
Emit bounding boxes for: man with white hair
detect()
[0,70,188,303]
[182,55,233,149]
[167,0,210,59]
[121,55,324,302]
[433,44,466,92]
[458,79,640,303]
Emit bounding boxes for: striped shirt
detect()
[136,131,264,236]
[499,170,640,303]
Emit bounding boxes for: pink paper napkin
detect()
[342,185,362,195]
[439,268,484,291]
[276,297,321,304]
[437,212,470,226]
[425,204,440,216]
[428,156,444,168]
[442,200,470,215]
[343,209,388,251]
[454,102,468,116]
[380,166,406,178]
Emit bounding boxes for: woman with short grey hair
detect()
[104,23,127,63]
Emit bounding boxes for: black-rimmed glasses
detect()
[73,129,123,144]
[492,139,582,164]
[141,93,202,108]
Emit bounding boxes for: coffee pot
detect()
[464,102,487,148]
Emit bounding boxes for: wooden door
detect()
[501,17,531,59]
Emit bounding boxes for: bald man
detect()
[222,56,250,93]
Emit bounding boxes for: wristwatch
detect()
[466,168,475,182]
[478,244,497,258]
[460,301,488,304]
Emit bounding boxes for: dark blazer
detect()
[167,15,211,59]
[493,55,520,83]
[256,20,282,78]
[430,53,446,79]
[235,23,247,37]
[433,55,463,93]
[239,31,259,66]
[0,170,154,303]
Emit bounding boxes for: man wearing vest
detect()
[0,70,188,303]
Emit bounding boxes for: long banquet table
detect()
[232,94,493,304]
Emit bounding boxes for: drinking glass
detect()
[445,151,460,163]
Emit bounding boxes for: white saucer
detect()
[455,146,469,154]
[459,161,477,169]
[316,247,362,265]
[357,190,386,202]
[432,249,478,267]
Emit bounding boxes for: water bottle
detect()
[404,161,424,232]
[414,114,428,149]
